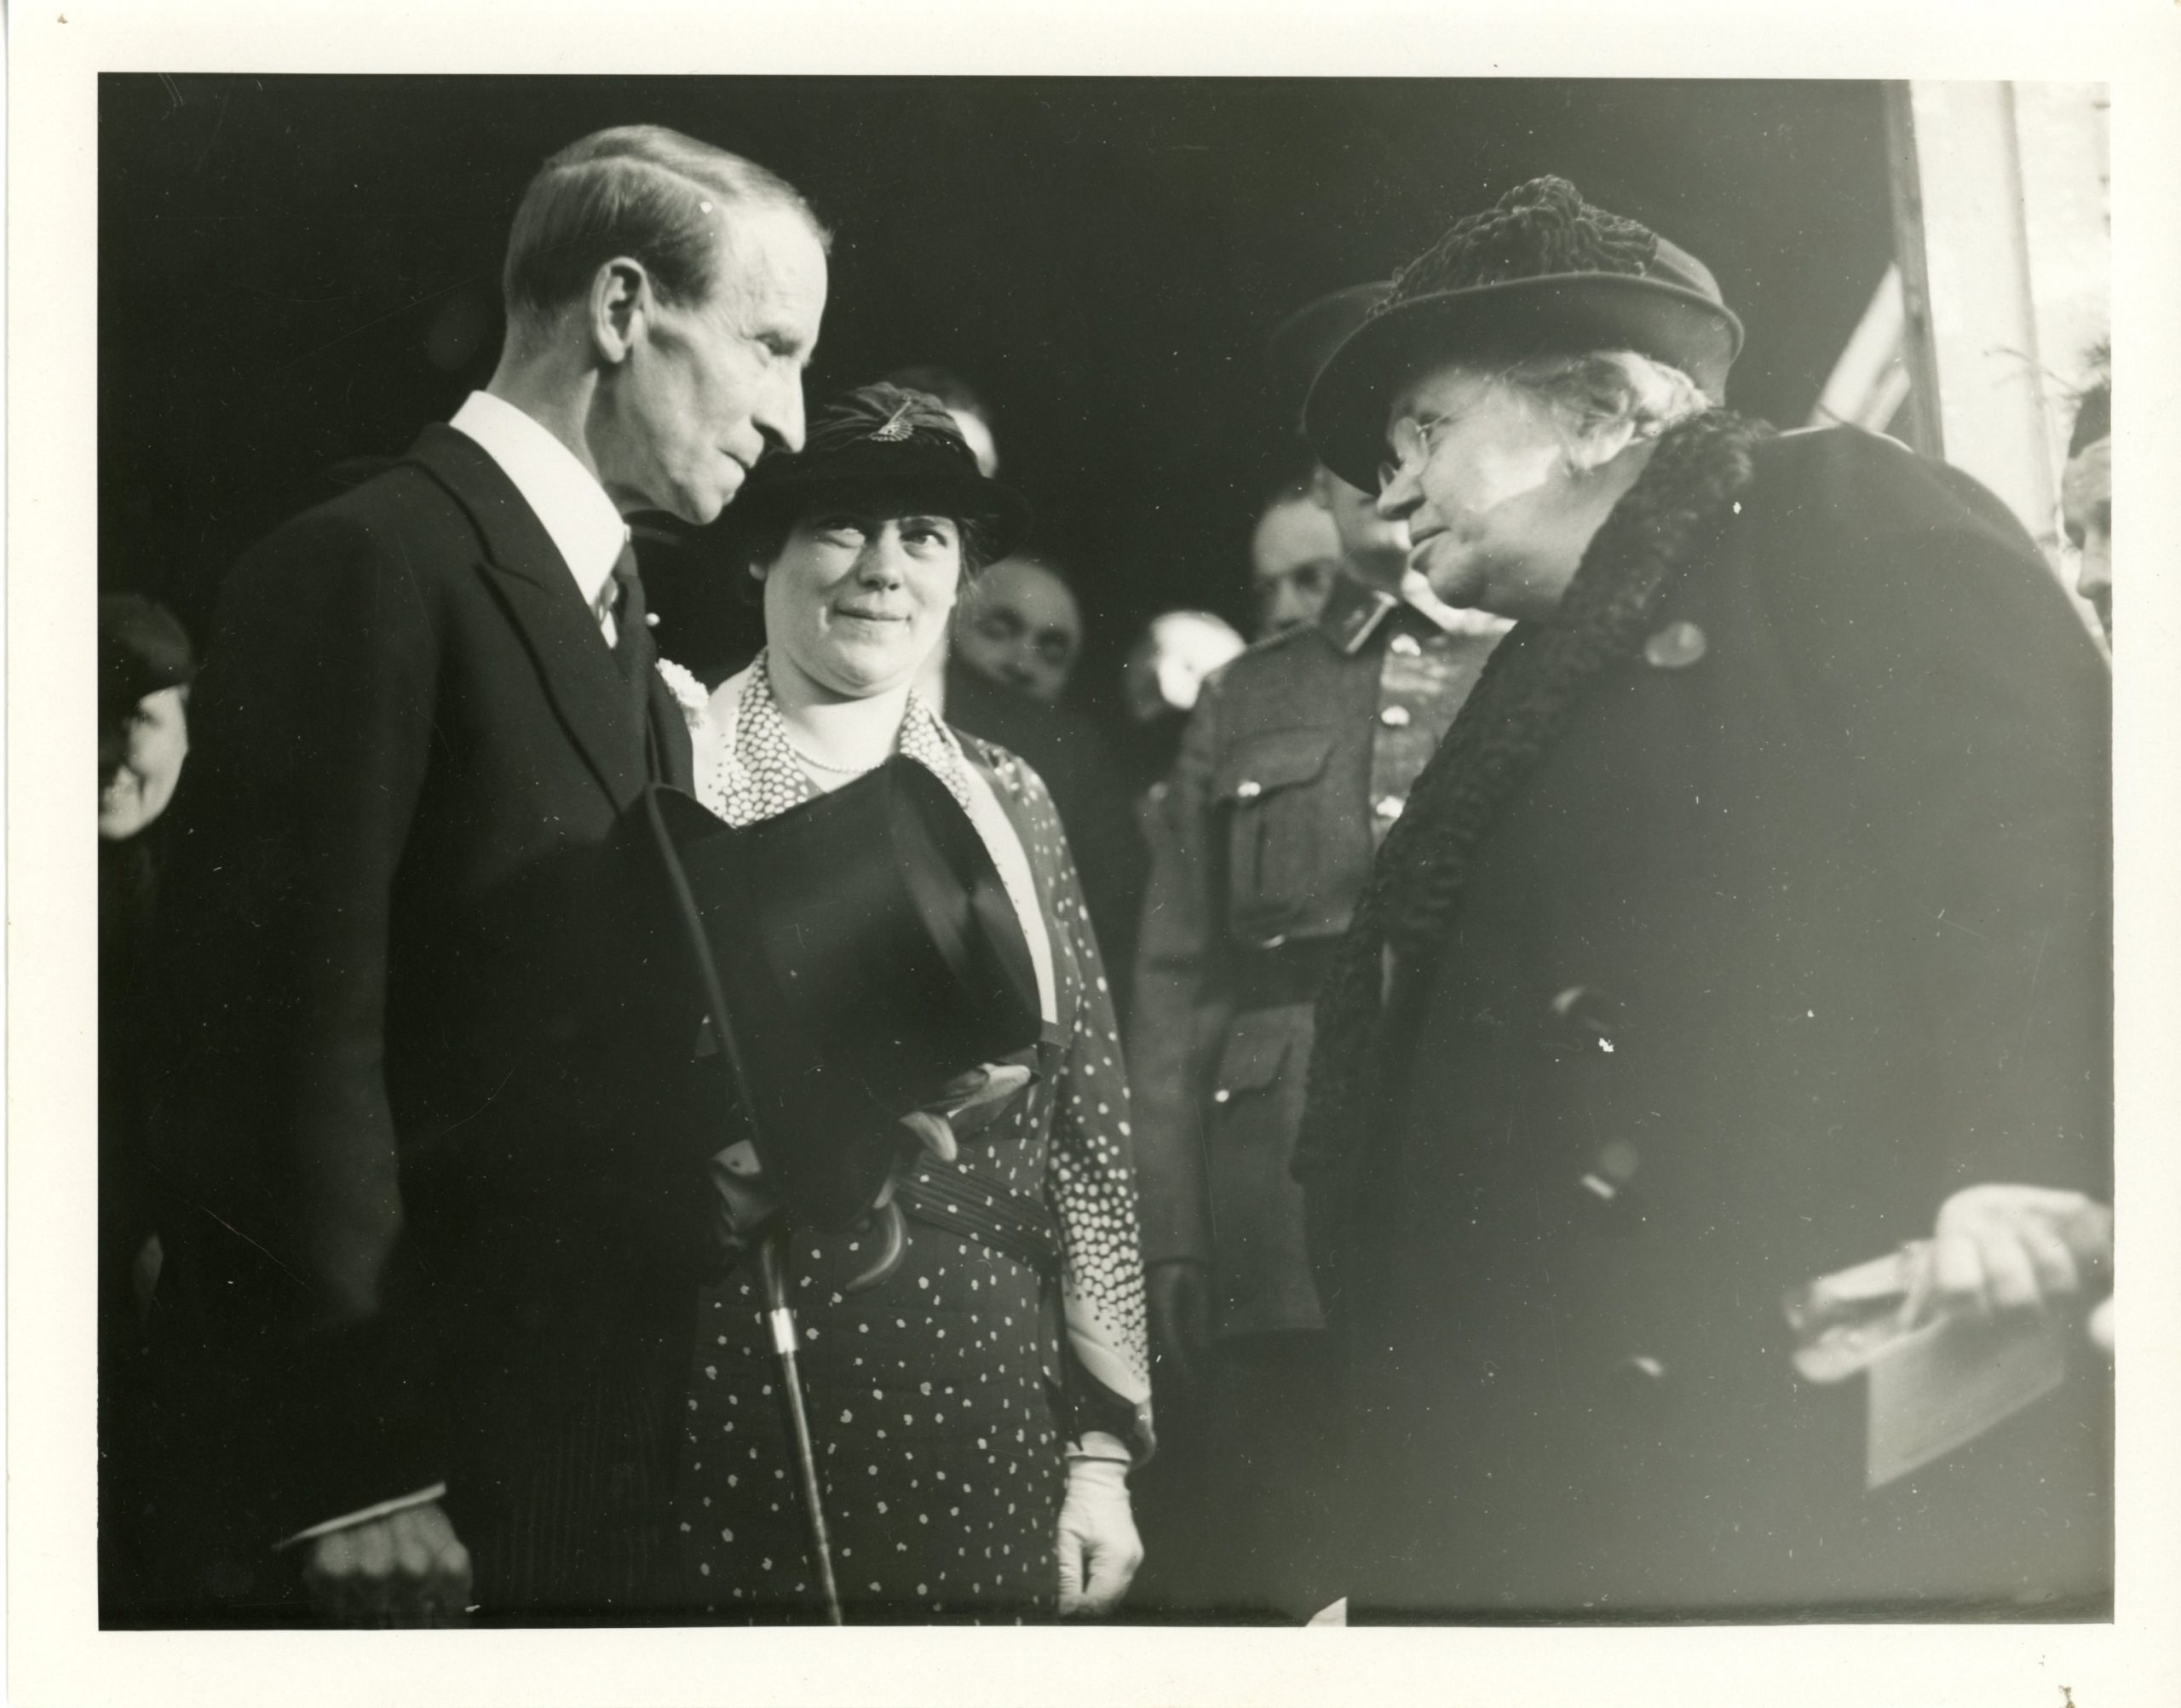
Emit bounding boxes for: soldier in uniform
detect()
[1125,285,1508,1619]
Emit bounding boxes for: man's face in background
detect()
[2062,434,2110,639]
[1309,463,1409,588]
[955,556,1083,702]
[1250,495,1342,637]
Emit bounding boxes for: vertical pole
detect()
[757,1230,844,1625]
[1880,81,1946,461]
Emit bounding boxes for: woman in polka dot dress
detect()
[660,384,1153,1623]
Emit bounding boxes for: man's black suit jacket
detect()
[148,426,716,1591]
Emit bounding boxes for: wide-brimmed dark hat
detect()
[1305,176,1744,491]
[723,382,1032,565]
[1266,281,1391,434]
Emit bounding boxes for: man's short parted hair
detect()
[503,125,828,335]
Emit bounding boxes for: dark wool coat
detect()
[1299,419,2111,1619]
[144,427,714,1619]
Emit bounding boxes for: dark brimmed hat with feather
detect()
[1305,176,1743,490]
[723,382,1031,565]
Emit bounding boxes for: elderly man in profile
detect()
[146,126,827,1625]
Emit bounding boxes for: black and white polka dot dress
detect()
[670,664,1150,1623]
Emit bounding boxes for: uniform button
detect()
[1235,779,1263,800]
[1620,1354,1668,1382]
[1212,1088,1232,1104]
[1390,633,1423,658]
[1378,704,1413,727]
[1373,795,1406,821]
[1643,619,1707,669]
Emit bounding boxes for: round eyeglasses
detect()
[1377,413,1453,492]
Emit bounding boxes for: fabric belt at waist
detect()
[896,1163,1063,1277]
[1231,935,1344,1014]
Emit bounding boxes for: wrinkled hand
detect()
[1056,1443,1142,1617]
[896,1063,1035,1167]
[1148,1260,1214,1385]
[1915,1185,2112,1326]
[301,1501,471,1626]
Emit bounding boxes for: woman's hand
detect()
[896,1062,1036,1164]
[1916,1184,2112,1326]
[1056,1434,1142,1617]
[712,1061,1033,1241]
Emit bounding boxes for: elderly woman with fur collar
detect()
[1295,178,2113,1620]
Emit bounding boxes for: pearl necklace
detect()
[782,731,890,776]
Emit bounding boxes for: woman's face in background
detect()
[759,503,964,699]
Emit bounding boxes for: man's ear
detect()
[589,257,650,365]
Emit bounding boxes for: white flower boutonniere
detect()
[655,657,711,731]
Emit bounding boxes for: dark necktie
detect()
[610,539,652,687]
[611,539,667,781]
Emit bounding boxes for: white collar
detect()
[449,391,628,612]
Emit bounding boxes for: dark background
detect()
[100,75,1896,707]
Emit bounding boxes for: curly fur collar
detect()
[1297,406,1774,1207]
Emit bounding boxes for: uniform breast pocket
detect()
[1215,727,1338,940]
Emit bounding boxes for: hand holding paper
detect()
[1917,1184,2110,1326]
[1785,1183,2114,1490]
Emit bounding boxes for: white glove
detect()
[1056,1433,1142,1617]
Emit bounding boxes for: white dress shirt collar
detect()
[448,390,628,617]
